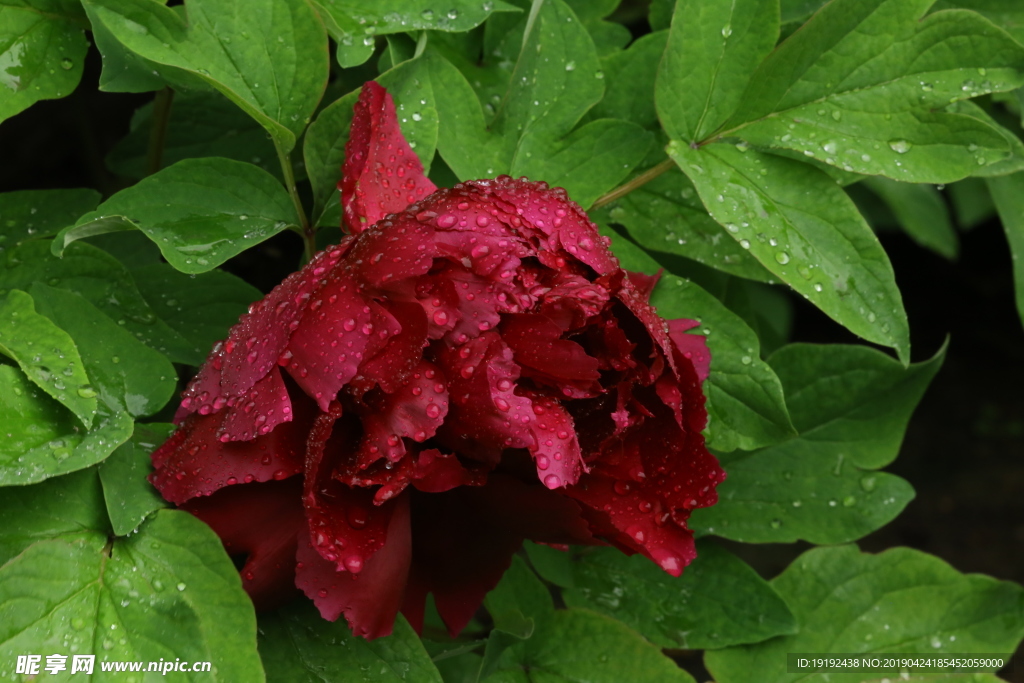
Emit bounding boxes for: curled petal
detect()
[502,313,600,382]
[360,301,428,393]
[529,396,586,489]
[217,366,293,442]
[342,81,437,234]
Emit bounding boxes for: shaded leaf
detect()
[987,172,1024,330]
[0,188,100,245]
[98,423,173,536]
[863,177,959,259]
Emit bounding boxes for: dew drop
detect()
[888,139,912,154]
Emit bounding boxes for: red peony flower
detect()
[150,81,725,639]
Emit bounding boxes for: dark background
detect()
[2,37,1021,683]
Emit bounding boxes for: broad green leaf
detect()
[487,609,697,683]
[106,88,282,180]
[712,0,1024,183]
[691,342,945,543]
[987,172,1024,329]
[705,545,1024,683]
[86,1,167,93]
[564,0,630,58]
[604,226,795,451]
[0,289,96,426]
[668,142,911,364]
[946,99,1024,177]
[0,510,264,682]
[522,541,574,588]
[564,542,796,650]
[0,240,200,364]
[312,0,520,69]
[132,263,260,361]
[933,0,1024,44]
[0,188,99,245]
[0,365,133,486]
[29,283,176,418]
[648,0,673,31]
[781,0,828,23]
[863,177,959,259]
[589,30,667,131]
[0,468,107,565]
[594,166,774,283]
[98,423,173,536]
[656,0,778,142]
[82,0,329,154]
[62,157,300,274]
[259,601,442,683]
[0,0,88,125]
[304,90,358,224]
[479,557,547,682]
[85,230,161,268]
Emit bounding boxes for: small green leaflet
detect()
[0,366,132,486]
[56,158,300,274]
[709,0,1024,183]
[311,0,520,68]
[562,542,797,650]
[0,188,100,245]
[0,510,265,682]
[691,342,945,544]
[0,0,88,125]
[604,226,795,452]
[0,289,96,427]
[259,602,442,683]
[705,545,1024,683]
[98,423,174,536]
[82,0,329,154]
[669,142,911,364]
[987,172,1024,330]
[304,89,358,224]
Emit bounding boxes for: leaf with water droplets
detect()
[82,0,329,154]
[715,0,1024,183]
[946,98,1024,178]
[562,542,796,650]
[258,601,443,682]
[0,0,89,125]
[690,341,945,544]
[589,30,668,131]
[604,226,795,452]
[0,510,264,681]
[98,423,174,536]
[863,177,959,259]
[59,158,299,274]
[0,289,96,427]
[669,142,911,364]
[656,0,778,143]
[705,545,1024,683]
[0,188,100,246]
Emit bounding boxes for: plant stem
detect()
[275,143,314,260]
[145,87,175,176]
[591,158,675,210]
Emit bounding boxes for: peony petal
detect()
[667,318,711,383]
[529,395,586,489]
[150,392,316,504]
[182,479,304,610]
[296,494,412,639]
[502,313,600,382]
[217,366,293,442]
[286,271,372,410]
[341,81,437,234]
[411,448,485,493]
[342,216,436,288]
[359,301,427,393]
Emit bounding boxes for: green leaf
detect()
[704,545,1024,683]
[0,289,96,427]
[106,88,282,181]
[946,99,1024,177]
[311,0,520,69]
[0,240,200,364]
[487,609,697,683]
[648,0,673,31]
[950,176,996,228]
[0,365,133,486]
[479,557,547,682]
[0,188,100,245]
[523,541,574,588]
[259,601,442,683]
[564,0,630,58]
[0,468,107,566]
[0,510,264,681]
[82,0,329,154]
[656,0,778,142]
[863,177,959,259]
[986,172,1024,330]
[304,90,359,224]
[62,158,300,274]
[933,0,1024,45]
[668,142,911,364]
[594,165,774,283]
[691,342,945,544]
[603,225,796,452]
[565,541,797,650]
[714,0,1024,183]
[29,283,176,418]
[132,263,261,361]
[589,30,667,131]
[0,0,88,125]
[98,423,173,536]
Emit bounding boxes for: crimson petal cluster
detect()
[151,81,725,639]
